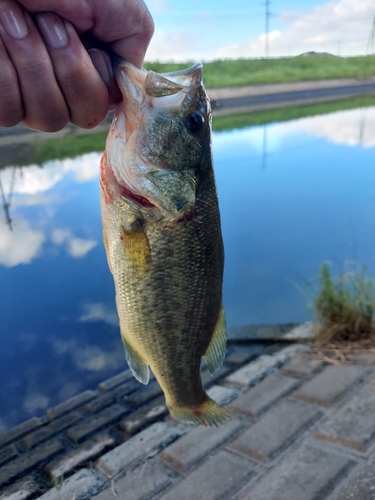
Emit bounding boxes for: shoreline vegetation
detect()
[1,53,375,167]
[314,263,375,344]
[144,54,375,88]
[311,263,375,363]
[6,94,374,167]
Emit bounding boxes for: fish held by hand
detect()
[100,59,230,426]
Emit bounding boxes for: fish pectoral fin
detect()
[121,335,150,385]
[121,226,151,273]
[203,304,227,374]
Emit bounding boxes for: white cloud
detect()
[0,152,100,198]
[298,107,375,148]
[0,164,63,196]
[67,237,98,258]
[79,302,119,326]
[62,152,101,183]
[0,220,45,267]
[73,346,115,371]
[51,228,71,245]
[52,338,123,372]
[52,228,98,258]
[213,105,375,156]
[217,0,374,58]
[275,106,375,148]
[24,392,50,413]
[147,0,375,61]
[146,30,201,61]
[59,382,83,401]
[12,192,56,208]
[53,339,76,356]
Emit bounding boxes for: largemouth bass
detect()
[100,60,230,426]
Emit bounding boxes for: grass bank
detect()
[144,54,375,88]
[32,131,108,164]
[212,95,375,130]
[4,93,375,167]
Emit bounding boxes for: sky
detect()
[144,0,375,61]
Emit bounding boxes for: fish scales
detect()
[100,61,230,426]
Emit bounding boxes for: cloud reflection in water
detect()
[1,107,375,430]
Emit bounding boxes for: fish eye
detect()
[184,111,205,133]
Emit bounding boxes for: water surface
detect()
[1,105,374,429]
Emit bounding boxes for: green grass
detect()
[7,94,375,167]
[212,95,375,131]
[313,263,375,343]
[145,54,375,88]
[3,130,108,168]
[30,131,108,165]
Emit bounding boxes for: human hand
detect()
[0,0,154,131]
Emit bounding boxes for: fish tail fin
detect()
[168,397,231,427]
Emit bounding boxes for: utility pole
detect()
[366,17,375,54]
[261,125,268,170]
[0,167,16,231]
[264,0,271,58]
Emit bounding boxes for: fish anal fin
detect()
[121,226,151,273]
[204,304,227,374]
[121,335,150,385]
[169,397,231,426]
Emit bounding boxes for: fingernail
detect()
[0,3,28,39]
[36,12,68,48]
[88,48,113,85]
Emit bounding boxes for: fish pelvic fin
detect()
[168,397,231,427]
[121,336,150,385]
[204,304,227,374]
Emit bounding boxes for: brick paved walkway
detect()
[1,339,375,500]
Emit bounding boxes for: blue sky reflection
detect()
[1,106,375,429]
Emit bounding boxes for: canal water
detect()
[0,105,374,430]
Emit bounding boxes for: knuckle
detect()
[0,86,23,127]
[136,4,155,41]
[17,54,51,83]
[24,117,68,133]
[0,112,24,128]
[141,7,155,38]
[23,104,69,132]
[72,107,107,129]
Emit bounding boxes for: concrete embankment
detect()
[209,77,375,116]
[1,327,375,499]
[1,77,375,145]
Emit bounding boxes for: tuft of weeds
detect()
[52,474,64,491]
[313,263,375,344]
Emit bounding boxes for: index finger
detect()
[90,0,155,68]
[18,0,154,67]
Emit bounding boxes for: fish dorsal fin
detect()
[121,226,151,274]
[203,304,227,374]
[121,335,150,385]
